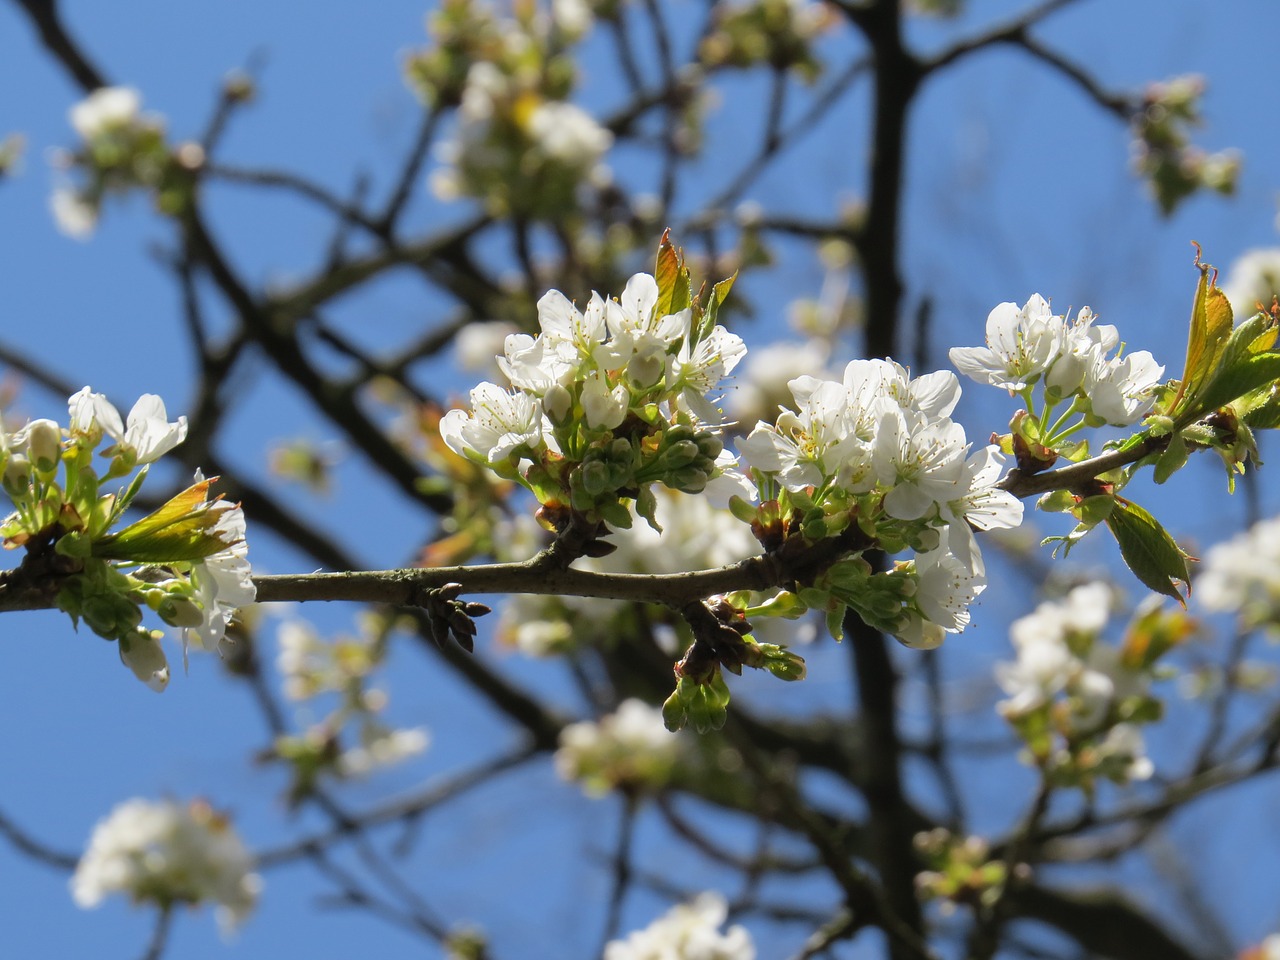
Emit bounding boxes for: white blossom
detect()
[69,86,142,140]
[50,185,97,239]
[183,498,255,658]
[1085,349,1164,426]
[456,320,519,379]
[1197,514,1280,626]
[948,445,1023,532]
[71,798,261,934]
[581,370,630,430]
[552,0,594,38]
[738,378,864,490]
[1095,723,1154,781]
[912,524,986,632]
[872,408,968,521]
[997,583,1115,716]
[671,324,747,424]
[1043,307,1117,398]
[527,100,612,167]
[604,893,755,960]
[948,294,1065,393]
[118,630,170,692]
[338,727,431,778]
[68,387,189,465]
[440,381,544,463]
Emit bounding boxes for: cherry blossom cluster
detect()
[441,271,748,527]
[995,583,1185,788]
[71,797,260,934]
[51,87,201,239]
[555,698,682,797]
[950,294,1165,432]
[408,0,612,218]
[0,387,254,690]
[1196,514,1280,631]
[270,614,430,802]
[737,358,1023,649]
[604,892,755,960]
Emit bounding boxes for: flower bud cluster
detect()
[995,584,1183,789]
[273,613,429,802]
[441,271,749,527]
[913,828,1009,916]
[699,0,831,84]
[0,387,254,690]
[737,358,1023,648]
[51,87,197,239]
[1131,74,1240,216]
[71,797,261,934]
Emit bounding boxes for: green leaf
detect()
[1192,352,1280,418]
[93,479,235,562]
[105,466,150,529]
[825,603,846,641]
[699,271,737,340]
[635,485,661,533]
[1152,432,1189,484]
[1240,379,1280,429]
[1104,498,1190,605]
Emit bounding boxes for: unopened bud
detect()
[159,596,205,628]
[543,383,573,423]
[26,419,62,478]
[3,456,31,498]
[119,630,170,692]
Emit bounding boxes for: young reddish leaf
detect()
[1170,245,1234,415]
[653,230,691,318]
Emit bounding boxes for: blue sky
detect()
[3,1,1280,957]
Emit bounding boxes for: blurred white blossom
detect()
[338,727,431,778]
[555,698,681,795]
[50,184,97,238]
[1197,514,1280,629]
[71,798,261,934]
[1221,248,1280,321]
[69,86,142,139]
[604,892,754,960]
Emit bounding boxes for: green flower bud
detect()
[119,628,170,691]
[3,456,31,498]
[695,432,723,461]
[581,460,612,496]
[159,595,205,628]
[764,648,807,681]
[26,419,63,478]
[663,440,701,467]
[662,688,688,732]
